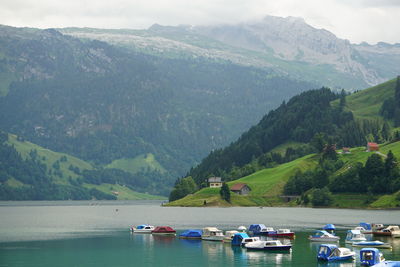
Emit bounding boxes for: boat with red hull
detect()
[268,229,295,238]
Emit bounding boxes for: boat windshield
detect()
[361,251,373,261]
[319,246,328,254]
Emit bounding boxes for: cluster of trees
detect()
[187,87,385,187]
[0,130,174,199]
[285,149,400,206]
[168,177,197,202]
[380,76,400,126]
[219,183,231,203]
[0,132,116,200]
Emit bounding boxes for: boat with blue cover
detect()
[361,248,384,266]
[308,230,340,242]
[345,229,367,243]
[317,244,355,261]
[323,224,336,234]
[179,229,202,239]
[249,224,268,235]
[231,233,249,246]
[360,222,373,234]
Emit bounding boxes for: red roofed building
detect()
[367,142,379,152]
[230,183,251,195]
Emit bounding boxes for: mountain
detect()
[59,15,400,89]
[0,25,315,198]
[0,132,165,200]
[167,78,400,208]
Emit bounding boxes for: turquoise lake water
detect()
[0,201,399,266]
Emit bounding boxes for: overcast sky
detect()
[1,0,399,44]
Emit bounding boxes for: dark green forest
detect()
[0,26,317,199]
[185,87,393,189]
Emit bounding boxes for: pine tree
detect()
[219,183,231,203]
[394,76,400,126]
[339,89,346,108]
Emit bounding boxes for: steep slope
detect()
[168,142,400,208]
[0,132,165,200]
[168,78,400,207]
[0,25,316,196]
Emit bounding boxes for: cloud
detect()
[0,0,399,44]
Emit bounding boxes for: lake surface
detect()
[1,201,399,266]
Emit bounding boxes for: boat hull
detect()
[152,232,176,236]
[132,229,153,234]
[246,245,292,251]
[352,242,392,249]
[309,237,339,242]
[318,255,355,262]
[202,236,225,241]
[269,233,295,238]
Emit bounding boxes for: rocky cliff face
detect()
[60,15,400,89]
[192,15,399,86]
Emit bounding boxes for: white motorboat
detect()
[202,227,225,241]
[245,240,292,251]
[308,230,340,242]
[130,224,155,233]
[345,229,367,244]
[241,236,260,247]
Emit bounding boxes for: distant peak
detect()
[263,15,306,24]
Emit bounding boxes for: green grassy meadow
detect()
[106,153,166,174]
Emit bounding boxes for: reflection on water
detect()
[1,202,400,266]
[246,250,292,265]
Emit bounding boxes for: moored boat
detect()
[308,230,340,242]
[232,233,249,246]
[323,224,336,234]
[130,224,155,233]
[201,227,224,241]
[317,244,355,261]
[179,229,202,239]
[223,230,239,243]
[359,222,373,234]
[151,226,176,236]
[345,229,367,244]
[268,228,295,238]
[241,236,260,247]
[245,240,292,251]
[237,226,247,233]
[248,224,268,235]
[360,248,385,266]
[373,225,400,238]
[352,240,392,249]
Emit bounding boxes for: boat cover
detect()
[153,226,176,233]
[323,224,336,231]
[360,222,372,230]
[249,224,267,235]
[179,229,202,238]
[232,233,249,246]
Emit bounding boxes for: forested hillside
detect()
[170,78,400,205]
[0,25,316,199]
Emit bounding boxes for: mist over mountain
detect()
[61,15,400,89]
